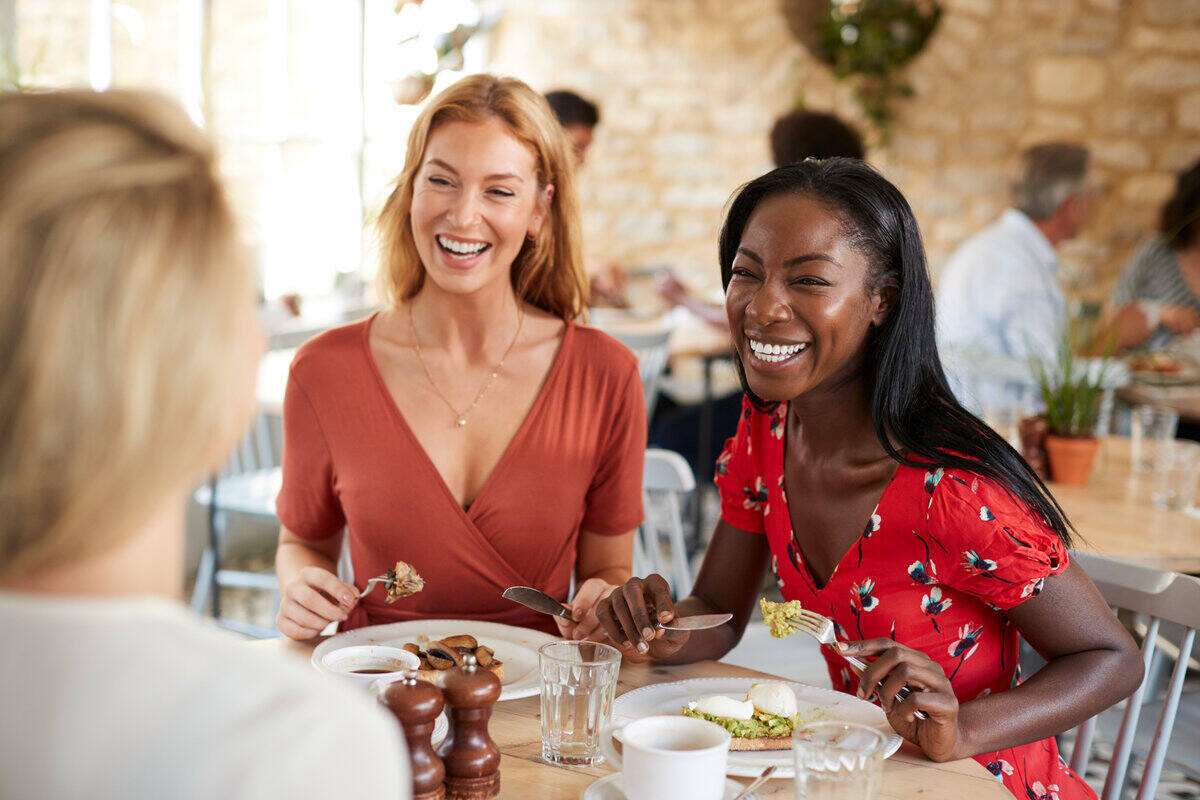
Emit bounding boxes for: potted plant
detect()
[1031,330,1109,486]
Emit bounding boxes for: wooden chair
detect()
[636,449,697,599]
[1069,551,1199,800]
[190,413,282,638]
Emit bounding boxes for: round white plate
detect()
[611,677,902,779]
[312,619,558,701]
[581,773,747,800]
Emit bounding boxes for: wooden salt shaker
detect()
[382,671,446,800]
[438,654,501,800]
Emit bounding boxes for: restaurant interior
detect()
[3,1,1199,799]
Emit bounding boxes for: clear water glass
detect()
[792,722,887,800]
[1152,439,1200,511]
[1132,405,1179,473]
[538,641,621,766]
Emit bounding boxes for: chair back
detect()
[637,449,696,599]
[1070,551,1200,800]
[222,413,277,477]
[599,326,672,415]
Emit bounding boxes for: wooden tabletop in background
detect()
[258,637,1010,799]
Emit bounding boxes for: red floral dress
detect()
[715,398,1094,800]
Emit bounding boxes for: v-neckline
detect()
[360,311,572,521]
[779,403,902,593]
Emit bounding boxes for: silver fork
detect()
[782,607,928,721]
[357,574,395,600]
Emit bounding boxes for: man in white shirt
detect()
[936,143,1093,411]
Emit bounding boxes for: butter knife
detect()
[501,586,732,631]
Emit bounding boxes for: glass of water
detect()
[1132,404,1179,473]
[538,640,621,766]
[792,722,887,800]
[1152,439,1200,511]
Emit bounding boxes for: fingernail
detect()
[642,627,654,639]
[659,610,672,620]
[856,688,865,699]
[342,595,355,605]
[835,642,848,652]
[637,642,648,654]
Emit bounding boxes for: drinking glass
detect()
[1152,440,1200,511]
[792,722,887,800]
[1132,405,1179,473]
[538,641,621,766]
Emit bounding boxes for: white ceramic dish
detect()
[580,773,748,800]
[319,645,420,687]
[312,619,558,701]
[610,677,902,779]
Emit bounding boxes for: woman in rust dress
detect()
[597,160,1143,800]
[273,75,645,640]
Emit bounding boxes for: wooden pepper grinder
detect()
[382,671,446,800]
[438,653,501,799]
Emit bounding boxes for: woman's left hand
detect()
[554,577,618,641]
[839,639,966,762]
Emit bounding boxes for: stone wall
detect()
[489,0,1200,304]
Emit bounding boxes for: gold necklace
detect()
[408,302,525,428]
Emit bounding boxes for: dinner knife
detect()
[501,586,732,631]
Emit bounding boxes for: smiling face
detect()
[725,192,890,403]
[410,116,552,297]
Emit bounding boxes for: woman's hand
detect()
[554,577,617,641]
[594,574,690,663]
[840,639,966,762]
[276,566,359,640]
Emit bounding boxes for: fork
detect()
[781,607,928,721]
[357,574,395,600]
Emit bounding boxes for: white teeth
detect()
[436,235,489,256]
[747,337,808,362]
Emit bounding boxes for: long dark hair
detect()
[718,159,1074,546]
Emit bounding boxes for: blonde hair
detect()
[377,74,587,319]
[0,89,253,578]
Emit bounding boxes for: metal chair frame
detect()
[597,326,672,416]
[1070,551,1199,800]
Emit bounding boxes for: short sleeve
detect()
[274,369,347,540]
[714,397,765,535]
[580,365,647,535]
[925,469,1068,610]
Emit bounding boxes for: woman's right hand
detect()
[595,574,689,662]
[276,566,359,640]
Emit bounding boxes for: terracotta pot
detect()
[1044,435,1100,486]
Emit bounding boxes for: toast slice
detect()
[728,735,792,751]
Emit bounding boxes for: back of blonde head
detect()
[377,73,588,318]
[0,90,253,578]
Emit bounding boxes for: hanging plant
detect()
[784,0,942,130]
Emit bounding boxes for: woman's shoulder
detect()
[566,322,642,377]
[289,314,374,382]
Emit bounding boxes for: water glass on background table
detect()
[1152,440,1200,511]
[1132,405,1179,473]
[539,641,621,766]
[792,722,887,800]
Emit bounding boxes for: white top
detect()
[0,592,411,800]
[936,209,1064,411]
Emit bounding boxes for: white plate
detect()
[611,677,902,779]
[312,619,558,701]
[581,773,748,800]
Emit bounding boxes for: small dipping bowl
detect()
[321,645,420,688]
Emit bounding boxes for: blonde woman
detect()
[274,74,644,640]
[0,90,408,799]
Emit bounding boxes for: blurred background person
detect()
[0,89,408,799]
[1101,158,1200,352]
[936,142,1093,411]
[651,108,866,483]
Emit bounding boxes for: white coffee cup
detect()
[600,715,730,800]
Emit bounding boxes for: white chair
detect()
[190,413,283,638]
[1069,551,1199,800]
[637,449,696,599]
[597,326,672,416]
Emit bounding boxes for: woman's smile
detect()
[745,335,811,369]
[434,233,493,268]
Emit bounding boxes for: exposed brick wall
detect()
[490,0,1200,305]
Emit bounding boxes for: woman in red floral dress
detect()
[596,160,1143,800]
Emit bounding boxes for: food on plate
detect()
[759,597,806,638]
[681,681,824,750]
[385,560,425,603]
[1128,352,1183,374]
[402,635,504,686]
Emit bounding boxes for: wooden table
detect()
[1051,436,1200,573]
[258,638,1008,799]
